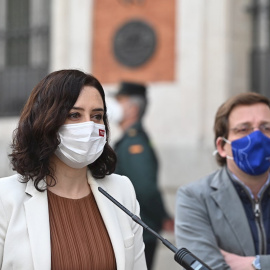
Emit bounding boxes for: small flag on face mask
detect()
[99,129,105,137]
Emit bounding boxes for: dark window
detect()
[6,0,30,66]
[0,0,50,116]
[249,0,270,97]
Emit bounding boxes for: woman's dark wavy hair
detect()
[9,69,117,191]
[214,92,270,166]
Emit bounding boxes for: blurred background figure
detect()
[111,81,174,270]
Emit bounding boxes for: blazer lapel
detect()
[88,172,125,270]
[24,181,51,270]
[210,168,255,255]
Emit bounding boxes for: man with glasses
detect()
[175,92,270,270]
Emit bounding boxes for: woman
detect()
[0,69,147,270]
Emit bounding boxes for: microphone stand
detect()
[98,187,212,270]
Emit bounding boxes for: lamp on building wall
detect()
[248,0,270,97]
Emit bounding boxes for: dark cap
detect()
[116,81,147,98]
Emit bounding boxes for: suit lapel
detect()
[24,181,51,270]
[88,172,125,270]
[210,168,255,255]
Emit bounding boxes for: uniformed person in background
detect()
[113,81,174,270]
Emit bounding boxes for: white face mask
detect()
[222,137,234,160]
[55,121,106,169]
[106,98,124,124]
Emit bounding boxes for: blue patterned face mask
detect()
[223,130,270,175]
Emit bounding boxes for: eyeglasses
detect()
[230,123,270,136]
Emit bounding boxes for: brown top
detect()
[48,190,117,270]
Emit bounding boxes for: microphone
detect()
[98,187,212,270]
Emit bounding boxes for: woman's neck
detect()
[47,155,91,199]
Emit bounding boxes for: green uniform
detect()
[114,121,169,243]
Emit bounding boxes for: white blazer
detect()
[0,171,147,270]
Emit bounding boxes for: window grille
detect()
[0,0,50,116]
